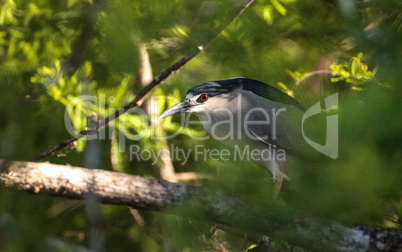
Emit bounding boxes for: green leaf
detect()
[271,0,287,16]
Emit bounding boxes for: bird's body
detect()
[160,77,308,194]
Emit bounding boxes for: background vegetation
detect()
[0,0,401,251]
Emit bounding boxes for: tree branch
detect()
[32,0,255,161]
[1,160,401,251]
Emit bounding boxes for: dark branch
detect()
[1,160,401,251]
[32,0,256,161]
[63,0,105,73]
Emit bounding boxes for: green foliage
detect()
[0,0,401,251]
[330,53,376,90]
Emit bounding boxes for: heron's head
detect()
[159,79,242,119]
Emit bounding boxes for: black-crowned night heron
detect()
[159,77,309,194]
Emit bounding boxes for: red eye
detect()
[199,94,209,102]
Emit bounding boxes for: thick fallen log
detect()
[0,160,401,251]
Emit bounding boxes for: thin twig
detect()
[175,172,211,182]
[129,208,163,246]
[292,69,333,91]
[32,0,255,161]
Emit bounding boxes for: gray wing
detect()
[245,106,306,154]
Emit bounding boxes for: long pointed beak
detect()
[159,99,192,119]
